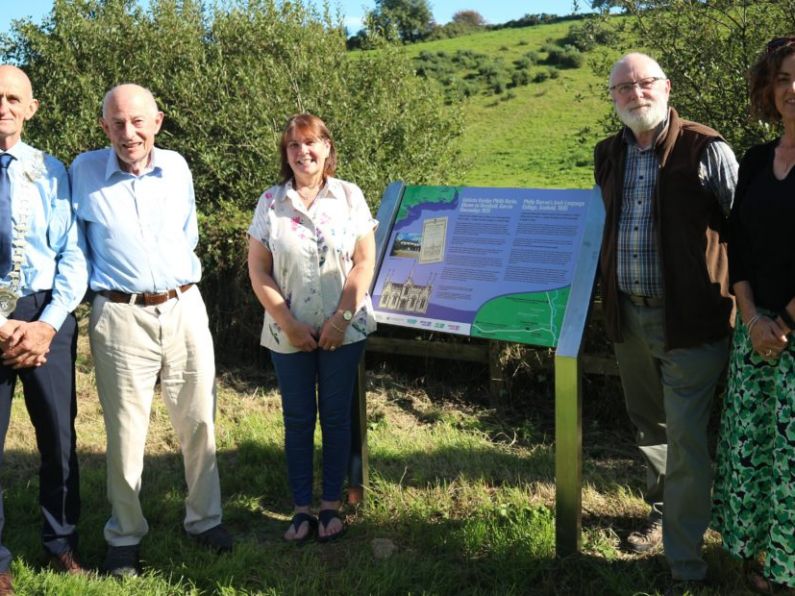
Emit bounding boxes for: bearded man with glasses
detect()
[594,52,738,595]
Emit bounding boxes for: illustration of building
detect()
[378,270,434,314]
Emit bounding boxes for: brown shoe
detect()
[625,518,662,553]
[48,549,86,575]
[0,571,13,596]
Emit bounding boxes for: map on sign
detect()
[371,185,593,347]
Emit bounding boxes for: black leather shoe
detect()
[103,544,141,578]
[664,579,708,596]
[190,524,234,553]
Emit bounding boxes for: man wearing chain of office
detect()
[0,64,88,591]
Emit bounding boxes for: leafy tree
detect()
[592,0,795,154]
[424,9,487,40]
[560,19,617,51]
[588,0,622,8]
[1,0,462,361]
[367,0,434,43]
[451,10,487,28]
[490,13,564,30]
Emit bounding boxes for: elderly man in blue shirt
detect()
[0,65,88,592]
[70,83,232,577]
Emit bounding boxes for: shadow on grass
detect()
[0,436,744,595]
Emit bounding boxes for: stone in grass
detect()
[371,538,398,559]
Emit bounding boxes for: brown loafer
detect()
[48,549,86,575]
[0,571,13,596]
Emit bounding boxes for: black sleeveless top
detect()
[729,141,795,310]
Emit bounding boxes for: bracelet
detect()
[745,313,762,333]
[779,307,795,331]
[330,321,346,333]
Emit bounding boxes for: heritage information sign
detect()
[371,185,601,347]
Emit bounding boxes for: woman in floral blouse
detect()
[247,114,377,543]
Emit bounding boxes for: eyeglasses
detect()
[767,37,795,54]
[609,76,666,96]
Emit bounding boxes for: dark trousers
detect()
[270,341,366,506]
[0,292,79,571]
[613,295,728,580]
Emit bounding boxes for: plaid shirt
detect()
[617,124,737,297]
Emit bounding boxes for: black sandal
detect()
[744,559,776,595]
[317,509,345,543]
[285,512,317,545]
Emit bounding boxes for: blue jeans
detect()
[270,341,366,506]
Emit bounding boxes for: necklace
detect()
[294,180,324,207]
[297,186,320,200]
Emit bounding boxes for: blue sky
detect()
[1,1,586,35]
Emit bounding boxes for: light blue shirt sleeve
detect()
[40,159,88,330]
[70,147,203,293]
[0,142,88,331]
[183,174,199,251]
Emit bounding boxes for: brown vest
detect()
[594,108,733,350]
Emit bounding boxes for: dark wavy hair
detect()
[278,113,337,184]
[749,39,795,123]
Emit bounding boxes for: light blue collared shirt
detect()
[70,147,202,293]
[0,141,87,331]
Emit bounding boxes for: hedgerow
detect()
[1,0,462,360]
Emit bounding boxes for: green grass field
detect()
[405,22,619,189]
[0,309,752,594]
[2,334,748,595]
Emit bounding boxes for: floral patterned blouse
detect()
[248,177,378,354]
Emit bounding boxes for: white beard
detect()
[616,100,668,135]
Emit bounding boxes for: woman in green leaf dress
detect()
[712,37,795,595]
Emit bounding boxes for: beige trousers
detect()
[89,285,222,546]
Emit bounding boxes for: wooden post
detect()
[488,341,507,404]
[347,358,368,505]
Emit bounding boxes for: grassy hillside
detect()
[405,22,620,189]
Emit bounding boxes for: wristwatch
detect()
[340,310,353,321]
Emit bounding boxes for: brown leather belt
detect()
[623,293,664,308]
[100,283,194,306]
